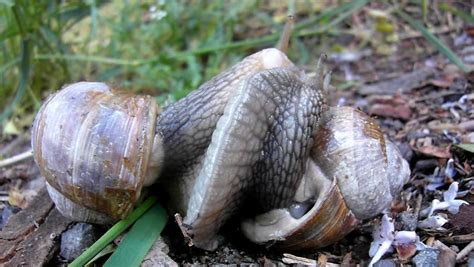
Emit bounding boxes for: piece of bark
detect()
[359,67,436,95]
[456,241,474,262]
[0,186,73,266]
[441,233,474,244]
[0,187,53,240]
[141,237,178,267]
[433,240,457,267]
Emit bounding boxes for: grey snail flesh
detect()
[157,48,327,250]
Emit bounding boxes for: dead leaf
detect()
[395,243,417,261]
[368,94,412,120]
[413,144,452,158]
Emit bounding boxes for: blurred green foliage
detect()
[0,0,290,126]
[1,0,377,128]
[0,0,471,129]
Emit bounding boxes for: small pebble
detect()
[373,259,397,267]
[0,204,20,230]
[414,159,438,172]
[397,143,413,163]
[468,251,474,267]
[60,223,101,261]
[412,248,439,267]
[398,211,418,231]
[142,237,178,267]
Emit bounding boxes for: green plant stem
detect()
[396,9,472,73]
[11,4,26,38]
[0,40,31,123]
[35,53,149,66]
[103,203,167,267]
[69,196,158,267]
[299,0,367,37]
[0,57,21,75]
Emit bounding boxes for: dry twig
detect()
[0,149,33,169]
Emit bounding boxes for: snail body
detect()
[32,47,410,250]
[157,48,327,250]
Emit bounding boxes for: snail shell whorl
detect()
[32,82,161,222]
[312,107,410,220]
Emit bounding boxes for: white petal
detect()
[428,200,450,217]
[368,239,393,267]
[418,215,448,229]
[381,214,395,240]
[394,231,417,245]
[443,182,458,201]
[447,199,469,214]
[369,239,383,257]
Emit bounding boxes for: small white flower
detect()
[418,215,448,230]
[369,214,418,267]
[444,159,456,178]
[427,182,469,217]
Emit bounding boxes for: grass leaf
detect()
[85,244,116,267]
[103,203,167,267]
[0,0,14,7]
[69,197,158,267]
[396,9,472,73]
[454,143,474,154]
[439,3,474,25]
[0,40,30,123]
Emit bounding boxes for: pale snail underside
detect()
[31,47,410,251]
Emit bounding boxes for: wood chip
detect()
[0,187,53,240]
[441,233,474,244]
[456,241,474,262]
[282,253,317,265]
[433,240,457,266]
[359,67,436,95]
[0,187,73,266]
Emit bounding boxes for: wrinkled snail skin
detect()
[241,107,410,249]
[185,67,325,250]
[156,49,294,214]
[156,48,325,250]
[31,82,163,223]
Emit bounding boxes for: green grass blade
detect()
[85,244,115,266]
[69,197,158,267]
[439,3,474,25]
[396,9,472,73]
[104,203,168,267]
[192,0,368,55]
[89,0,98,38]
[35,53,146,66]
[294,0,367,31]
[0,40,30,123]
[454,143,474,153]
[298,0,368,37]
[0,57,20,75]
[421,0,428,22]
[0,0,14,7]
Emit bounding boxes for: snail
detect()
[31,82,163,224]
[31,20,410,251]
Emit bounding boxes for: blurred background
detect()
[1,2,474,265]
[0,0,472,135]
